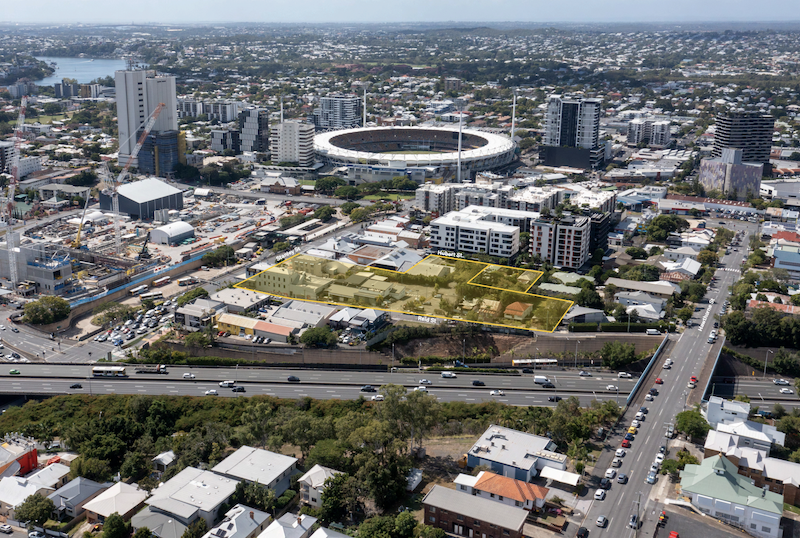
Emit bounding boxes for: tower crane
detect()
[5,96,26,289]
[100,102,164,255]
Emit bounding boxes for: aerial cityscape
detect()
[2,14,800,538]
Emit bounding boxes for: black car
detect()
[542,382,556,389]
[360,385,376,392]
[576,528,589,538]
[624,433,635,441]
[521,368,534,374]
[472,380,485,386]
[629,514,639,529]
[548,396,562,402]
[599,478,611,489]
[287,375,300,382]
[649,388,658,395]
[639,406,648,414]
[231,386,246,392]
[70,383,82,389]
[659,445,667,454]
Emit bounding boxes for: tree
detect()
[181,519,208,538]
[660,458,680,479]
[600,341,636,369]
[340,201,359,215]
[103,513,129,538]
[394,512,417,538]
[575,288,603,309]
[315,176,345,194]
[15,493,55,526]
[23,296,71,325]
[176,287,209,307]
[320,473,360,524]
[334,186,360,199]
[299,326,338,348]
[675,409,711,440]
[69,456,112,482]
[697,250,719,266]
[202,245,236,267]
[314,205,336,221]
[676,307,693,324]
[418,527,447,538]
[271,241,291,253]
[133,529,152,538]
[647,215,689,242]
[348,207,372,223]
[184,332,211,349]
[357,516,396,538]
[625,247,648,259]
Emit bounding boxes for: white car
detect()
[606,385,618,391]
[773,379,790,385]
[780,388,795,394]
[631,420,641,428]
[414,386,428,392]
[655,453,665,465]
[594,489,606,501]
[615,448,626,457]
[604,468,616,479]
[0,524,12,534]
[645,393,654,401]
[490,390,505,396]
[419,379,432,385]
[183,372,195,379]
[371,394,384,401]
[204,389,218,396]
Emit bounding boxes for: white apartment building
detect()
[269,121,315,167]
[627,117,672,147]
[565,188,617,214]
[177,98,204,119]
[454,185,514,210]
[313,94,362,130]
[18,156,42,178]
[429,208,520,258]
[703,396,751,429]
[206,101,240,123]
[530,215,591,269]
[414,183,455,214]
[544,95,601,150]
[115,70,178,166]
[506,186,562,212]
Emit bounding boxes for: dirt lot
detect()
[392,334,528,359]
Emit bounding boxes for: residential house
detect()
[131,508,187,538]
[466,425,566,482]
[200,504,271,538]
[422,485,528,538]
[0,476,55,519]
[454,471,549,510]
[27,462,71,490]
[614,290,666,312]
[664,246,701,261]
[504,302,533,321]
[703,396,751,429]
[308,529,349,538]
[152,451,176,476]
[680,455,782,538]
[604,277,679,298]
[256,513,317,538]
[298,465,342,509]
[212,446,298,498]
[48,478,110,521]
[145,468,239,527]
[716,421,786,455]
[83,482,148,523]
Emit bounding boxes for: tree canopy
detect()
[23,296,71,325]
[647,215,689,242]
[15,493,55,526]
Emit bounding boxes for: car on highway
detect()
[70,383,82,389]
[29,532,45,538]
[231,386,245,393]
[612,457,622,467]
[204,390,218,396]
[640,406,648,414]
[11,328,18,333]
[599,478,611,489]
[655,378,663,384]
[662,362,671,369]
[606,385,618,391]
[440,372,457,378]
[414,386,428,392]
[548,395,562,402]
[646,472,657,484]
[660,445,667,454]
[615,448,626,457]
[360,385,376,392]
[490,390,505,396]
[579,370,591,376]
[183,373,195,379]
[687,382,696,389]
[629,514,639,529]
[0,524,12,534]
[655,453,665,465]
[780,388,795,394]
[621,439,631,448]
[521,368,533,374]
[8,369,19,375]
[645,393,654,401]
[649,387,659,395]
[617,473,628,484]
[774,379,790,385]
[624,433,635,441]
[604,468,616,479]
[594,489,606,500]
[631,420,641,428]
[635,412,645,421]
[371,394,384,401]
[618,372,632,378]
[690,376,698,383]
[219,380,235,387]
[650,463,659,474]
[541,382,556,388]
[596,516,607,527]
[576,528,589,538]
[287,375,300,382]
[418,379,432,385]
[471,380,485,386]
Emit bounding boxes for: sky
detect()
[4,0,800,25]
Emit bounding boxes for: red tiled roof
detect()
[747,300,800,315]
[505,302,532,315]
[474,471,549,503]
[774,231,800,243]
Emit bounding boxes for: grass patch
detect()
[27,113,73,124]
[363,193,415,201]
[785,503,800,515]
[299,179,316,186]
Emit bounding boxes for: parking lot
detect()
[658,507,753,538]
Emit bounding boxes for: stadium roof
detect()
[118,178,182,204]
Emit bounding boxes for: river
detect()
[34,56,127,86]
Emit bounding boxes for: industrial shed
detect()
[99,178,184,220]
[150,221,194,245]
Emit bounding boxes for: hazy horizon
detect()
[5,0,800,25]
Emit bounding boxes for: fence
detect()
[627,333,670,407]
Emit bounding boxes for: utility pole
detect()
[635,491,642,537]
[764,349,773,378]
[575,340,580,369]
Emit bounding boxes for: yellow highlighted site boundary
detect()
[235,253,573,333]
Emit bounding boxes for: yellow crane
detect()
[70,196,91,249]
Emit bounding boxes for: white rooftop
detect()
[0,476,55,508]
[201,504,271,538]
[118,178,182,204]
[212,446,297,488]
[257,513,317,538]
[83,482,148,518]
[469,425,558,472]
[27,462,71,488]
[298,464,342,490]
[146,468,238,519]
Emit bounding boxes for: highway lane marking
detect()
[169,390,179,393]
[332,395,341,398]
[637,452,642,462]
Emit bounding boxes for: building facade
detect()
[542,94,604,169]
[428,207,520,258]
[269,121,315,166]
[712,111,774,166]
[698,148,763,200]
[529,215,591,269]
[423,485,528,538]
[313,94,362,130]
[211,129,241,154]
[238,107,269,153]
[138,130,183,177]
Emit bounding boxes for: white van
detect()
[219,380,236,387]
[441,372,457,378]
[618,372,632,378]
[533,375,550,385]
[646,329,661,336]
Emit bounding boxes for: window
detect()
[515,501,522,507]
[456,515,464,521]
[429,516,436,523]
[751,524,757,530]
[429,507,436,513]
[502,530,510,536]
[498,496,504,501]
[762,527,771,533]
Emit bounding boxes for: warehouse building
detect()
[99,178,184,220]
[150,221,194,245]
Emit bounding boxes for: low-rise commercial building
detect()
[423,485,529,538]
[145,468,238,526]
[466,425,565,482]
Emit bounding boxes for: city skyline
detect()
[4,0,800,24]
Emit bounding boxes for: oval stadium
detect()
[314,126,515,176]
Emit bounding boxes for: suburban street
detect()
[576,218,755,538]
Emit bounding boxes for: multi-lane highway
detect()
[577,219,755,538]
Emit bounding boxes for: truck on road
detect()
[134,364,168,374]
[533,375,551,385]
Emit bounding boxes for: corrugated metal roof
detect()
[118,178,182,204]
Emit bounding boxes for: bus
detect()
[177,277,197,287]
[512,358,559,368]
[152,276,171,287]
[140,291,163,301]
[92,366,127,377]
[129,285,148,296]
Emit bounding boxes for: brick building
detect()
[422,485,528,538]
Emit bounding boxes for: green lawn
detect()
[363,193,415,201]
[299,179,316,186]
[26,113,72,124]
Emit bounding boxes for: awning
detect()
[539,466,580,486]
